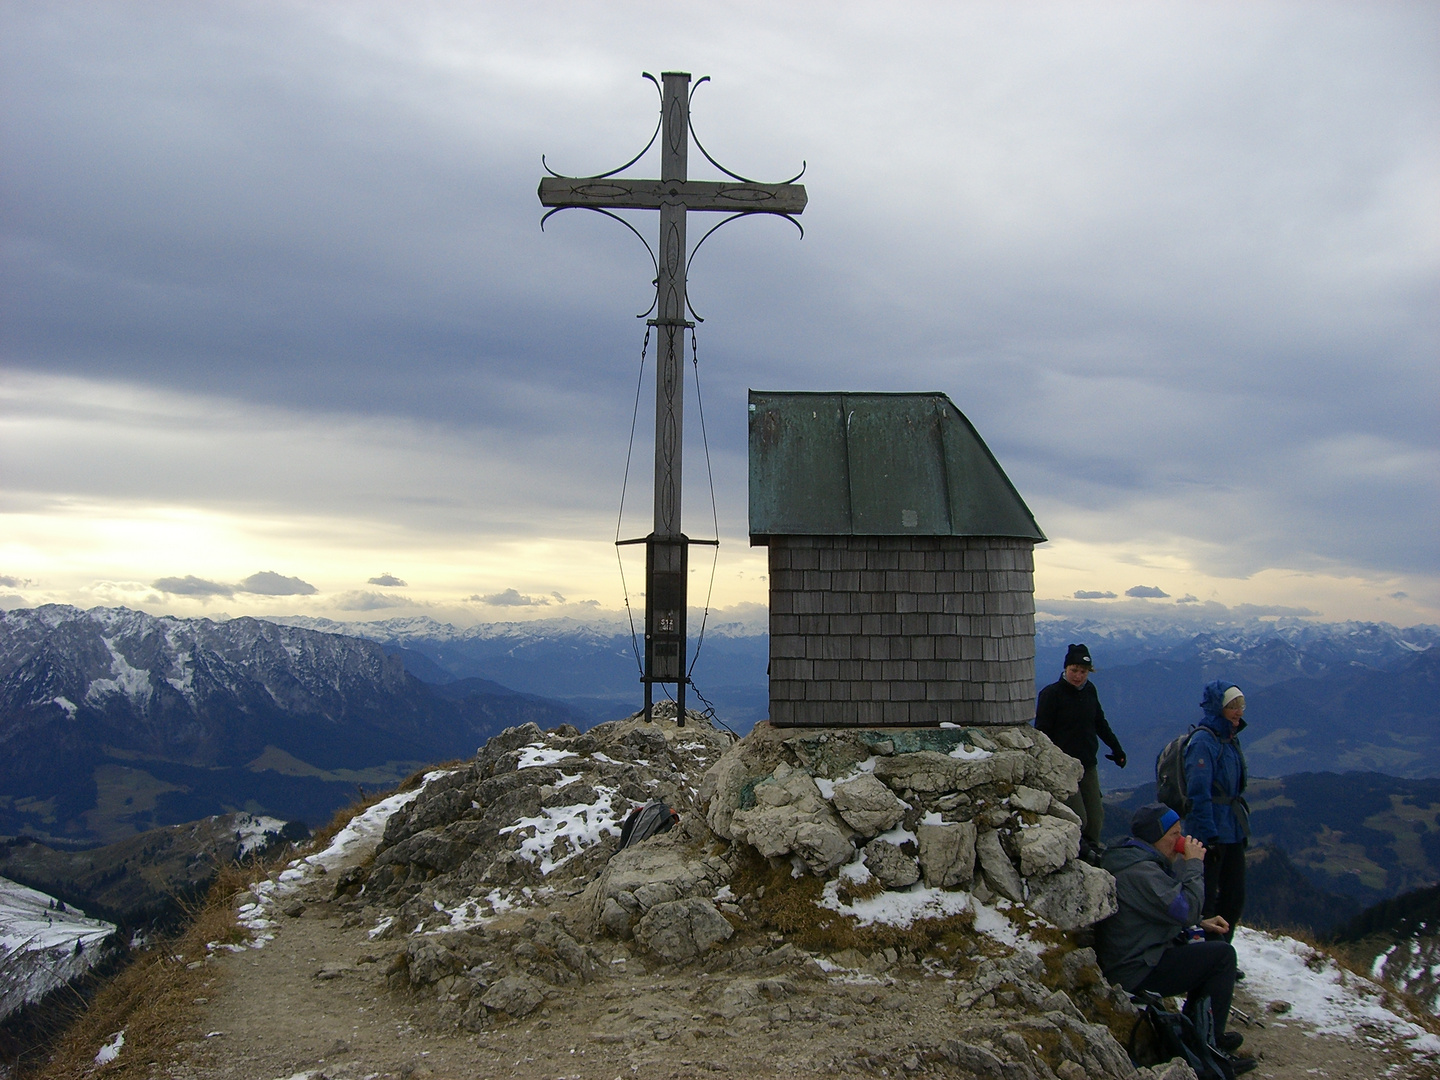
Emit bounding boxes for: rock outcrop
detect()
[264,710,1148,1076]
[698,721,1114,930]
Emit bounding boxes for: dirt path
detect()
[153,885,1434,1080]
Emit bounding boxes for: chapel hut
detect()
[749,391,1046,727]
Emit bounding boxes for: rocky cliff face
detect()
[0,606,583,842]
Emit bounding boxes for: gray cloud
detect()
[333,590,421,612]
[2,3,1436,618]
[1126,586,1171,599]
[1177,594,1200,604]
[368,573,408,587]
[0,575,33,589]
[471,589,549,608]
[238,571,317,596]
[1073,590,1117,600]
[154,575,234,598]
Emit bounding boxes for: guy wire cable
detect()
[615,325,650,678]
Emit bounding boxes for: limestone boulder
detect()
[975,828,1025,902]
[830,772,906,836]
[916,820,977,888]
[1025,729,1084,798]
[1046,800,1082,827]
[586,830,729,936]
[479,974,545,1018]
[861,839,920,888]
[752,765,829,812]
[1016,817,1081,878]
[1008,785,1051,814]
[989,727,1035,750]
[791,821,855,876]
[698,724,790,840]
[873,749,1028,795]
[1027,860,1118,931]
[728,766,855,874]
[634,897,735,962]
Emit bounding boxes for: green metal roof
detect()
[748,391,1045,542]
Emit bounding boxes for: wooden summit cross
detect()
[539,71,806,724]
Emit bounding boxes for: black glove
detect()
[1106,750,1127,769]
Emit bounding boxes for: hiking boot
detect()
[1230,1056,1257,1075]
[1218,1030,1244,1052]
[1234,968,1246,981]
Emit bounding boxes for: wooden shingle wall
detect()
[767,536,1036,727]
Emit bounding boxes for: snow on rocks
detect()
[343,711,734,947]
[230,771,452,951]
[697,721,1110,928]
[1235,926,1440,1061]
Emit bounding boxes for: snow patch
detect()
[1236,927,1440,1058]
[85,637,153,706]
[499,785,630,874]
[235,814,288,857]
[817,881,970,929]
[516,744,578,770]
[949,743,992,761]
[813,757,877,799]
[94,1030,124,1064]
[0,876,115,1019]
[873,824,918,848]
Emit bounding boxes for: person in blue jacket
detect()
[1184,680,1251,945]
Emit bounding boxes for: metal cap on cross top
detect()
[538,71,806,725]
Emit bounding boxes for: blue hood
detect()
[1199,678,1245,739]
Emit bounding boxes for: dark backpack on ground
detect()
[1128,992,1236,1080]
[1155,728,1197,815]
[617,800,678,851]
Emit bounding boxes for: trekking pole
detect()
[1229,1005,1260,1028]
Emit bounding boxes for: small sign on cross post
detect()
[539,71,805,724]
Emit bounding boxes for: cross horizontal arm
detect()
[539,176,807,215]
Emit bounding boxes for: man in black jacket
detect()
[1035,643,1126,856]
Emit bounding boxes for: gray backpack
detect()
[1155,728,1197,815]
[617,800,677,851]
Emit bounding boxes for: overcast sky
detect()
[2,1,1436,629]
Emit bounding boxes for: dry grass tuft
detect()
[728,850,979,960]
[304,784,402,855]
[304,764,455,856]
[23,862,264,1079]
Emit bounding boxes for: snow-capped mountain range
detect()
[0,606,583,844]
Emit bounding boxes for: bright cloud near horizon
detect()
[2,2,1437,628]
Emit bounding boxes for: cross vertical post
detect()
[647,72,692,725]
[539,70,806,726]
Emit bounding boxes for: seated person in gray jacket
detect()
[1095,803,1246,1056]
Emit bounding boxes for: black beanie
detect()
[1132,802,1180,845]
